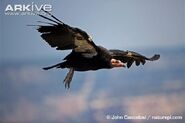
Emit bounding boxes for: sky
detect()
[0,0,185,61]
[1,45,185,123]
[0,1,185,122]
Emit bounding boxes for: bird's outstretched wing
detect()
[109,50,160,68]
[35,10,97,58]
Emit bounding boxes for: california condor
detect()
[33,10,160,89]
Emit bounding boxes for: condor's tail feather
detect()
[43,62,65,70]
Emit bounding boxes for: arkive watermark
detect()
[4,2,52,15]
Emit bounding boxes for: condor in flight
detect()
[33,10,160,88]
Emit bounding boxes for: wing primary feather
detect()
[27,24,45,26]
[37,21,56,25]
[41,8,64,24]
[38,14,61,25]
[146,54,160,61]
[141,59,146,65]
[135,60,140,66]
[127,59,134,68]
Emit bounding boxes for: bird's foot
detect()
[63,68,74,89]
[63,75,72,89]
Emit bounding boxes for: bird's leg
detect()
[63,67,75,89]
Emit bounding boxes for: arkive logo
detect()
[4,2,52,15]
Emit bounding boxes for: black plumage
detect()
[33,10,160,88]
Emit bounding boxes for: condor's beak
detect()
[111,59,125,67]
